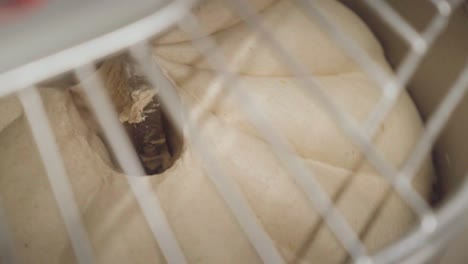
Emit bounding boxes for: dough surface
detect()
[0,0,433,263]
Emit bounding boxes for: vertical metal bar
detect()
[225,0,431,217]
[75,65,187,264]
[294,0,397,93]
[402,62,468,186]
[173,7,373,263]
[131,43,286,264]
[18,87,95,264]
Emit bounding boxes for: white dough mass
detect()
[0,0,434,263]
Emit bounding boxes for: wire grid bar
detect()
[130,43,286,264]
[430,0,453,15]
[0,199,17,264]
[292,0,398,140]
[364,0,424,49]
[0,0,198,98]
[74,65,187,264]
[286,0,394,163]
[364,0,454,137]
[183,22,266,127]
[294,0,397,95]
[227,0,431,218]
[293,0,451,227]
[176,8,372,263]
[395,7,445,84]
[373,172,468,264]
[294,0,452,150]
[17,87,95,264]
[402,61,468,184]
[0,1,462,264]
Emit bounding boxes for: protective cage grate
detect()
[0,0,467,263]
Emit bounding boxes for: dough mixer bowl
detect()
[0,0,467,263]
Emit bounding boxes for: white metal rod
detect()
[0,0,198,98]
[130,43,286,264]
[292,4,432,212]
[402,62,468,184]
[364,0,425,49]
[294,0,446,226]
[75,65,187,264]
[18,87,95,264]
[226,0,431,218]
[364,1,453,138]
[430,0,453,15]
[176,8,372,263]
[294,0,397,94]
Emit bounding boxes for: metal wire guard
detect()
[0,0,467,263]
